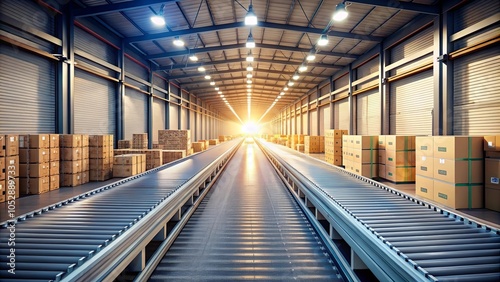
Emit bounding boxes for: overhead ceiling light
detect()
[205,75,211,80]
[245,3,258,26]
[247,84,252,88]
[317,34,328,46]
[173,36,184,47]
[306,53,316,61]
[247,93,252,96]
[284,87,289,91]
[151,4,166,26]
[223,97,226,101]
[277,95,281,99]
[198,66,206,72]
[220,94,224,97]
[275,99,278,101]
[333,2,348,22]
[189,54,198,61]
[288,81,294,86]
[215,87,219,91]
[247,89,252,92]
[246,31,256,48]
[247,79,252,84]
[247,65,254,71]
[246,52,254,62]
[210,81,215,85]
[292,74,299,80]
[218,91,222,94]
[246,73,253,78]
[298,65,308,72]
[280,91,285,95]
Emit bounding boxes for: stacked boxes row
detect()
[159,130,191,155]
[118,140,132,149]
[381,136,416,183]
[324,130,347,166]
[114,149,163,170]
[60,134,90,187]
[304,136,324,153]
[89,135,114,181]
[1,135,20,202]
[192,142,206,153]
[343,136,378,178]
[483,136,500,211]
[415,136,484,209]
[113,154,146,177]
[208,139,219,145]
[292,135,305,150]
[198,140,210,150]
[19,134,53,195]
[132,133,148,149]
[162,150,186,164]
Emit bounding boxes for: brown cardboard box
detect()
[118,140,132,149]
[342,135,350,148]
[433,158,483,184]
[350,136,378,150]
[485,188,500,212]
[81,134,89,148]
[208,139,219,145]
[60,134,82,148]
[386,135,415,151]
[49,161,59,176]
[416,175,434,200]
[80,171,89,184]
[433,136,483,160]
[325,129,348,138]
[82,146,89,159]
[485,158,500,189]
[89,135,109,147]
[378,135,386,150]
[82,159,90,171]
[5,156,19,177]
[378,150,386,164]
[484,136,500,151]
[113,164,137,177]
[0,179,5,203]
[351,148,378,164]
[385,165,415,182]
[20,176,50,195]
[114,154,137,165]
[486,151,500,158]
[19,134,50,149]
[49,148,60,161]
[351,162,378,178]
[4,135,19,156]
[3,177,20,199]
[61,173,81,187]
[60,160,82,174]
[0,137,5,157]
[89,147,108,159]
[416,136,434,157]
[61,148,82,161]
[90,165,113,182]
[19,148,50,164]
[0,157,4,180]
[433,179,483,209]
[416,155,434,178]
[49,134,59,148]
[49,174,60,191]
[19,163,50,178]
[192,142,205,152]
[385,150,416,167]
[378,164,386,179]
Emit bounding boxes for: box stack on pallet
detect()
[291,135,305,151]
[81,135,90,185]
[118,140,132,149]
[198,140,210,149]
[19,134,50,195]
[152,144,164,149]
[483,136,500,212]
[384,136,416,183]
[60,134,83,187]
[304,136,324,154]
[415,136,434,200]
[89,135,114,181]
[324,130,347,166]
[162,150,186,164]
[1,135,20,200]
[114,149,162,170]
[159,130,191,156]
[113,154,146,177]
[132,133,148,149]
[48,134,60,191]
[343,136,378,178]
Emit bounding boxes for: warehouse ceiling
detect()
[74,0,439,124]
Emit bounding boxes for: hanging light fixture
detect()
[288,81,294,86]
[247,84,252,88]
[246,31,256,48]
[247,79,252,84]
[280,91,285,95]
[247,88,252,92]
[332,2,348,22]
[292,74,300,80]
[247,65,254,71]
[306,52,316,61]
[317,34,328,46]
[210,81,215,85]
[198,66,206,72]
[245,1,258,26]
[151,4,166,26]
[298,65,308,72]
[173,36,185,47]
[218,91,223,94]
[246,51,254,62]
[189,54,198,61]
[220,94,224,98]
[247,73,253,78]
[284,87,289,91]
[205,75,211,80]
[215,87,220,91]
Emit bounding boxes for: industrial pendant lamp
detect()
[246,51,254,62]
[332,2,348,22]
[151,4,166,26]
[317,34,328,46]
[306,52,316,61]
[173,36,185,46]
[245,1,258,26]
[246,31,256,48]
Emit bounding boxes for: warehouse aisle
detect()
[150,141,343,281]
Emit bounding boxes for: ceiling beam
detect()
[347,0,439,15]
[169,67,331,80]
[189,84,311,92]
[179,76,320,86]
[74,0,181,17]
[156,58,343,71]
[146,43,358,60]
[126,21,383,43]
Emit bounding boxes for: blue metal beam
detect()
[169,68,331,79]
[179,75,320,86]
[74,0,181,17]
[348,0,439,15]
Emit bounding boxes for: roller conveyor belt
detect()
[259,140,500,282]
[149,140,345,281]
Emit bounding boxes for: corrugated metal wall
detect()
[169,104,179,129]
[302,112,308,135]
[152,98,166,142]
[310,109,318,135]
[334,99,349,131]
[356,90,381,135]
[0,46,55,133]
[320,105,330,135]
[74,69,116,135]
[181,107,188,130]
[190,109,196,141]
[124,89,147,140]
[75,27,115,63]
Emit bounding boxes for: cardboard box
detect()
[0,179,5,203]
[208,139,219,145]
[342,135,350,148]
[385,150,416,167]
[484,136,500,151]
[49,148,60,161]
[486,151,500,158]
[80,171,89,184]
[433,136,483,160]
[485,158,500,189]
[89,135,110,147]
[90,165,113,182]
[2,177,19,199]
[61,173,81,187]
[0,157,4,180]
[192,142,205,153]
[485,187,500,212]
[350,135,378,150]
[81,134,89,148]
[351,162,378,178]
[378,164,386,179]
[82,146,89,159]
[4,135,19,156]
[416,175,434,200]
[385,165,415,183]
[60,160,82,174]
[19,134,50,149]
[433,158,483,184]
[162,150,186,164]
[378,150,386,164]
[378,135,386,150]
[19,163,50,178]
[5,156,19,177]
[433,179,483,209]
[113,164,137,178]
[118,140,132,149]
[296,144,304,152]
[82,159,90,171]
[61,148,82,161]
[416,155,434,178]
[49,134,59,148]
[114,154,137,165]
[20,176,50,195]
[60,134,82,148]
[49,174,60,191]
[416,136,433,157]
[325,129,348,138]
[49,161,59,176]
[0,137,5,157]
[385,135,415,151]
[132,133,148,149]
[19,148,50,164]
[351,148,378,164]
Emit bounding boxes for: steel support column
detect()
[316,86,320,135]
[165,81,170,130]
[306,95,310,135]
[381,44,390,135]
[117,41,125,141]
[329,77,334,130]
[56,11,69,134]
[348,64,354,135]
[147,64,153,149]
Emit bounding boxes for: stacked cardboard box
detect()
[325,130,347,166]
[162,150,186,164]
[48,134,60,191]
[304,136,324,153]
[1,135,20,201]
[192,142,205,153]
[152,144,164,149]
[291,135,305,151]
[219,135,227,142]
[19,134,50,195]
[113,154,146,177]
[296,144,305,152]
[89,135,114,181]
[198,140,210,149]
[118,140,132,149]
[209,139,219,145]
[415,136,434,200]
[378,136,386,178]
[343,136,378,178]
[384,136,416,183]
[132,133,148,149]
[158,130,191,154]
[82,134,90,184]
[114,149,162,170]
[484,135,500,212]
[60,134,83,187]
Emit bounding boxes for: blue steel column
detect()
[56,11,68,133]
[165,81,170,129]
[348,64,354,135]
[329,76,334,130]
[379,43,387,135]
[186,93,191,132]
[67,4,75,134]
[316,86,320,135]
[147,64,153,148]
[178,87,182,130]
[116,41,125,141]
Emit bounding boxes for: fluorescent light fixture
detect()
[246,73,253,78]
[298,65,308,72]
[275,99,278,101]
[210,81,215,85]
[220,94,224,97]
[247,79,252,84]
[151,4,166,26]
[306,53,316,61]
[284,87,289,91]
[317,34,328,46]
[205,75,211,80]
[198,66,206,72]
[333,2,348,22]
[246,52,254,62]
[173,36,184,47]
[292,74,299,80]
[280,91,285,95]
[215,87,219,91]
[247,65,254,71]
[247,89,252,92]
[277,95,281,99]
[189,54,198,61]
[288,81,294,86]
[247,84,252,88]
[218,91,222,94]
[246,32,256,48]
[247,93,252,96]
[245,4,257,26]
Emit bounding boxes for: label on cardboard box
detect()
[491,177,499,185]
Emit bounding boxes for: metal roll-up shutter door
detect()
[390,27,433,63]
[334,99,349,132]
[0,46,55,133]
[320,105,330,135]
[74,69,116,135]
[153,98,166,142]
[390,70,433,135]
[454,0,499,32]
[169,104,179,130]
[356,90,381,135]
[310,110,318,135]
[453,47,500,135]
[124,89,147,140]
[75,27,114,64]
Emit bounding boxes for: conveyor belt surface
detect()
[261,141,500,282]
[0,140,238,281]
[150,141,344,281]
